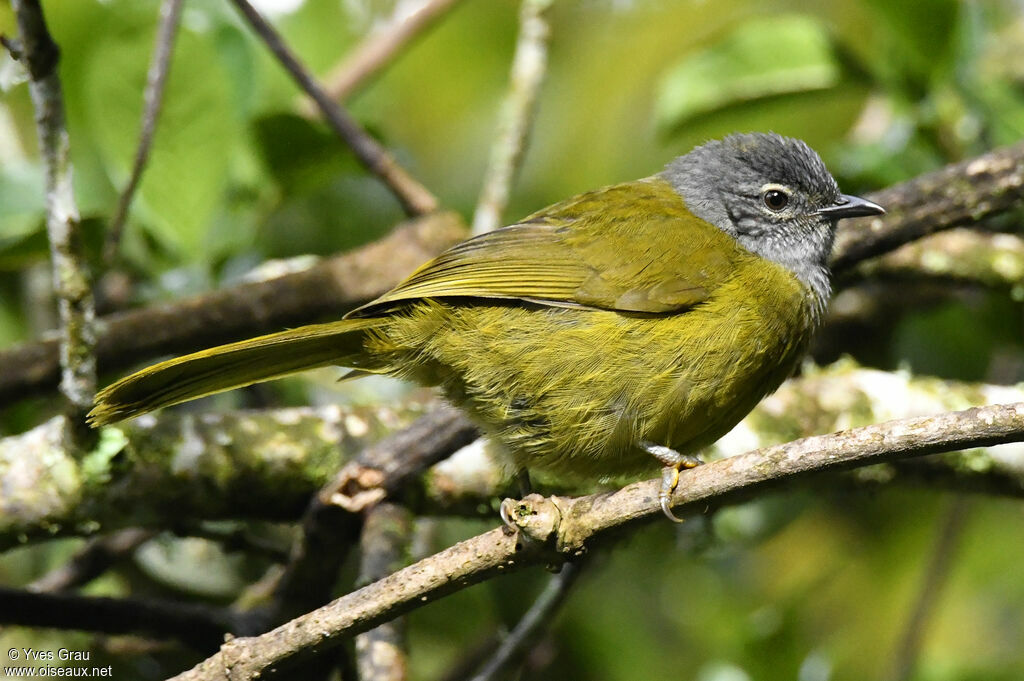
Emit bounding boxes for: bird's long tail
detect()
[88,318,385,426]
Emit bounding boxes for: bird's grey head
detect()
[661,132,883,314]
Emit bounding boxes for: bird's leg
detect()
[640,441,703,523]
[500,468,534,531]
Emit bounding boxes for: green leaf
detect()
[0,162,44,238]
[83,26,238,260]
[860,0,959,82]
[252,113,361,197]
[655,15,841,131]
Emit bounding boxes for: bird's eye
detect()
[762,189,789,211]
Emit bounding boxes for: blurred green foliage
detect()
[1,0,1023,680]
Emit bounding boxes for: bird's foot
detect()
[640,441,703,522]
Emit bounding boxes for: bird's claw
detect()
[659,466,685,523]
[499,497,518,535]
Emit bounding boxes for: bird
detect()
[89,132,884,521]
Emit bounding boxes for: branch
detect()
[170,401,1024,681]
[266,405,477,620]
[300,0,465,112]
[0,402,431,551]
[227,0,438,217]
[355,503,413,681]
[103,0,184,265]
[467,561,582,681]
[28,528,154,592]
[888,497,969,681]
[832,141,1024,273]
[0,586,235,651]
[855,228,1024,290]
[472,0,554,235]
[10,0,96,429]
[0,211,466,404]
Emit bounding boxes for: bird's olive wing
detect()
[348,178,739,317]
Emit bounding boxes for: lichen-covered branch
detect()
[472,0,554,235]
[832,140,1024,273]
[10,0,96,426]
[0,403,431,551]
[0,211,466,404]
[170,401,1024,681]
[227,0,438,216]
[854,228,1024,293]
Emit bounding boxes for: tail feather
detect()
[88,318,384,426]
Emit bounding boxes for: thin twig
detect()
[468,561,583,681]
[472,0,554,235]
[10,0,96,432]
[356,503,413,681]
[28,529,154,592]
[227,0,438,217]
[300,0,465,113]
[103,0,184,265]
[170,401,1024,681]
[889,497,971,681]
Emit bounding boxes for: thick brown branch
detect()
[0,211,465,404]
[3,142,1022,407]
[170,401,1024,681]
[832,141,1024,273]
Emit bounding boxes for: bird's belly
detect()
[373,290,814,481]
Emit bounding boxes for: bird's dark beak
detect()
[816,194,885,219]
